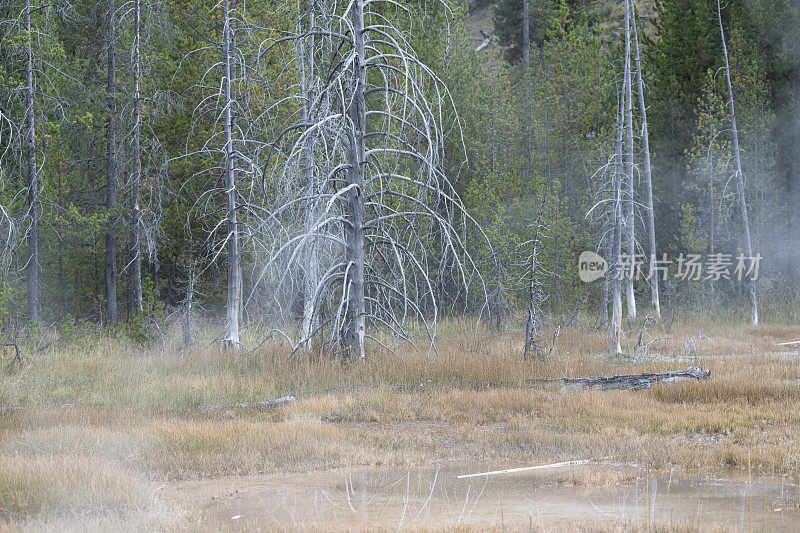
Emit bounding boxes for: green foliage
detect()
[123,278,165,345]
[0,281,12,332]
[0,0,795,334]
[683,28,782,296]
[493,0,558,63]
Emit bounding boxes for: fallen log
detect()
[776,339,800,346]
[201,395,296,412]
[237,395,296,410]
[457,459,594,479]
[475,29,492,52]
[558,367,710,390]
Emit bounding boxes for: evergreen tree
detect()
[493,0,557,63]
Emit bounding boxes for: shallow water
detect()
[171,462,800,530]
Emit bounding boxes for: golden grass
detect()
[0,455,150,521]
[1,316,800,529]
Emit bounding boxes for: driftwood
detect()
[776,339,800,346]
[201,395,296,412]
[457,459,593,479]
[558,367,710,390]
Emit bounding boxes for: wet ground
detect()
[167,462,800,530]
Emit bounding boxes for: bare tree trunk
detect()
[630,1,660,319]
[105,0,118,324]
[128,0,143,316]
[623,0,636,321]
[524,202,543,359]
[717,0,758,325]
[300,0,318,351]
[708,159,716,307]
[611,97,624,353]
[24,0,40,324]
[183,262,195,348]
[602,234,611,324]
[341,0,366,359]
[221,0,241,348]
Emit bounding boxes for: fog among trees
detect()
[1,0,799,355]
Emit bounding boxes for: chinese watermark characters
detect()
[578,252,762,282]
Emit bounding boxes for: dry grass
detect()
[1,316,800,529]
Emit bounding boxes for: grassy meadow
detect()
[2,316,800,530]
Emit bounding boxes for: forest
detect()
[0,0,797,356]
[1,0,800,529]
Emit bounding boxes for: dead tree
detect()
[0,88,16,277]
[17,0,42,324]
[257,0,483,359]
[523,198,545,359]
[475,29,491,52]
[0,0,54,324]
[127,0,143,315]
[1,1,72,323]
[611,94,624,353]
[181,260,198,349]
[105,0,119,324]
[115,0,168,319]
[588,94,623,349]
[24,0,41,324]
[299,0,323,352]
[178,0,253,349]
[220,0,241,348]
[558,367,711,390]
[717,0,758,325]
[630,0,660,319]
[622,0,636,321]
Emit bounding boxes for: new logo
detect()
[578,251,607,282]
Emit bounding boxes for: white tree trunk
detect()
[630,0,660,319]
[341,0,366,359]
[602,233,611,324]
[611,97,624,353]
[24,0,40,324]
[222,0,241,348]
[717,0,757,325]
[300,0,319,351]
[623,0,636,321]
[128,0,143,316]
[524,203,543,359]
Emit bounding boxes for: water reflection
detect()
[184,462,800,530]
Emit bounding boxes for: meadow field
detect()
[2,317,800,531]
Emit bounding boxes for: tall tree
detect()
[645,0,721,249]
[611,95,624,353]
[717,0,757,325]
[260,0,482,358]
[24,0,40,323]
[630,1,660,318]
[493,0,557,63]
[0,109,13,272]
[105,0,119,323]
[299,0,320,350]
[127,0,143,315]
[622,0,636,320]
[220,0,241,347]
